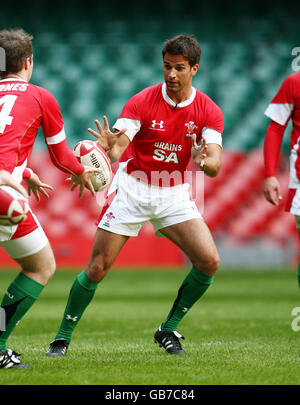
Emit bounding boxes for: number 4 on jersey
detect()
[0,95,18,134]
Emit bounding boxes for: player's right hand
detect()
[88,116,126,152]
[25,170,54,201]
[263,176,283,206]
[67,166,101,198]
[191,134,207,170]
[0,170,29,200]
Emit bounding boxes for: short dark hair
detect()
[0,28,33,78]
[162,34,201,67]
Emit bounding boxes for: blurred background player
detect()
[263,71,300,287]
[46,34,224,357]
[0,28,98,369]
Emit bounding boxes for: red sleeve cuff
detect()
[47,140,84,176]
[263,120,286,178]
[23,168,33,180]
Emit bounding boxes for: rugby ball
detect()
[73,140,112,191]
[0,186,29,225]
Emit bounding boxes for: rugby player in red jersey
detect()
[0,28,99,369]
[263,71,300,287]
[47,34,224,356]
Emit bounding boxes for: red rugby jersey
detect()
[114,83,224,186]
[264,72,300,187]
[0,78,83,182]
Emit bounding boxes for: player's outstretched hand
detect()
[24,170,54,201]
[0,169,28,199]
[263,176,283,206]
[66,166,101,198]
[191,134,207,170]
[87,116,126,152]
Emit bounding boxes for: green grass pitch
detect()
[0,267,300,385]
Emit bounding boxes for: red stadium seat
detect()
[228,171,290,241]
[22,149,293,264]
[265,212,298,244]
[203,150,244,200]
[203,149,288,234]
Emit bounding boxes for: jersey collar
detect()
[162,83,196,108]
[0,78,28,83]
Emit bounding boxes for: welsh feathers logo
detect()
[184,121,198,138]
[103,212,115,227]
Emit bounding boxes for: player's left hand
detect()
[191,134,207,170]
[25,171,54,201]
[66,166,101,198]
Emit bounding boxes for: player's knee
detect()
[206,255,220,275]
[49,256,56,276]
[40,249,56,282]
[21,254,56,285]
[194,254,220,276]
[85,257,111,283]
[42,258,56,283]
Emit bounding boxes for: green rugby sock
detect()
[161,266,214,332]
[55,270,99,343]
[298,259,300,289]
[0,272,44,350]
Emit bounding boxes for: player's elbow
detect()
[205,161,221,177]
[207,167,220,178]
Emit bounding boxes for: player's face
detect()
[163,53,198,95]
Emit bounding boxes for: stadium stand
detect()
[0,0,299,266]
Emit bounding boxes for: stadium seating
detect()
[0,0,299,266]
[228,171,291,242]
[24,149,295,248]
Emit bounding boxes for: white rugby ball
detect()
[0,186,29,225]
[73,140,112,191]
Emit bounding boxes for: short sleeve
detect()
[113,118,141,141]
[118,94,143,121]
[39,88,66,144]
[113,94,143,141]
[201,97,224,146]
[204,99,224,133]
[264,75,295,126]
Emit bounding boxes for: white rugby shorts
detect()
[98,166,202,237]
[0,203,48,259]
[285,189,300,229]
[286,189,300,216]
